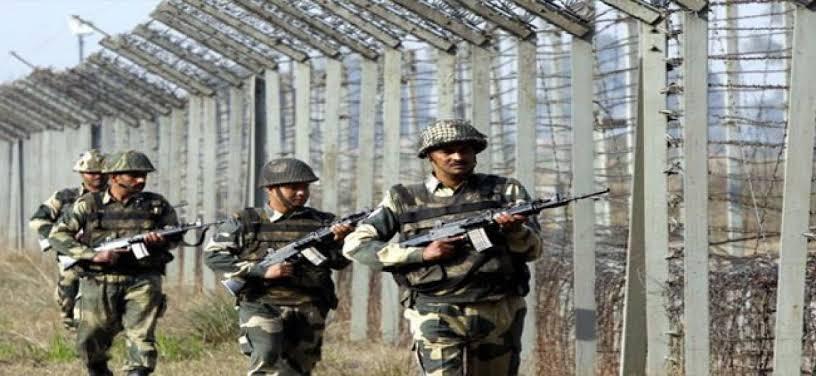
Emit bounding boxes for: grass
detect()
[0,250,414,376]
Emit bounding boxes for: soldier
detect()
[205,158,352,376]
[342,119,544,376]
[29,149,107,330]
[50,150,179,376]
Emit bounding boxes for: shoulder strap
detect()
[238,207,262,226]
[477,174,507,203]
[391,184,418,207]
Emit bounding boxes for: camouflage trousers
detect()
[404,295,526,376]
[76,273,166,375]
[238,300,328,376]
[55,265,80,330]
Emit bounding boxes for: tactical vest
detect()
[391,174,530,303]
[79,191,171,274]
[235,207,338,307]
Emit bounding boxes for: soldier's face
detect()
[428,143,477,178]
[267,182,310,209]
[81,172,105,190]
[111,172,147,194]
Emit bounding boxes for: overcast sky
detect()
[1,0,161,82]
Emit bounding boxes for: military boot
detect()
[86,364,112,376]
[62,315,77,331]
[126,367,151,376]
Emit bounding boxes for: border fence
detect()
[1,1,815,374]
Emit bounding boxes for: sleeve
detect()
[49,199,95,260]
[29,191,62,239]
[341,190,425,270]
[203,216,267,280]
[502,179,544,262]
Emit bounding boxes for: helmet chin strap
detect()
[113,177,141,194]
[273,186,296,212]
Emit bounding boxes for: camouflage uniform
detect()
[205,158,349,376]
[49,151,178,376]
[29,149,106,330]
[343,120,544,376]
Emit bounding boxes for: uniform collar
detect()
[102,189,143,205]
[264,204,314,222]
[425,173,478,193]
[264,204,285,223]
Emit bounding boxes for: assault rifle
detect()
[221,208,372,296]
[399,188,610,251]
[58,220,223,270]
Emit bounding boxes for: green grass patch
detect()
[0,333,77,363]
[0,341,21,362]
[186,294,238,344]
[43,333,77,362]
[157,334,205,361]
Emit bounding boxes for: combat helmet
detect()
[417,119,487,158]
[103,150,156,174]
[258,158,318,188]
[72,149,106,173]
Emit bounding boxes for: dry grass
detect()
[0,250,414,376]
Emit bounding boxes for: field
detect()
[0,251,414,376]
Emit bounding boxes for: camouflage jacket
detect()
[205,205,349,307]
[342,173,543,304]
[29,184,92,246]
[49,190,179,274]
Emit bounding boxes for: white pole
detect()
[772,7,816,375]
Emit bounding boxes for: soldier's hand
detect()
[495,212,527,233]
[264,262,294,280]
[143,231,167,248]
[92,250,121,265]
[331,223,354,242]
[422,237,462,262]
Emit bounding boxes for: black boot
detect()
[126,367,151,376]
[87,364,112,376]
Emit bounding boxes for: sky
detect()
[1,0,161,82]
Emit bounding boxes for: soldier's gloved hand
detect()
[143,231,167,249]
[422,237,462,262]
[264,262,294,280]
[331,223,354,242]
[495,212,527,233]
[92,249,123,265]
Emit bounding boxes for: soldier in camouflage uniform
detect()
[343,119,544,376]
[30,150,107,330]
[205,158,353,376]
[50,150,179,376]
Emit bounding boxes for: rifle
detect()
[58,220,224,270]
[221,208,372,297]
[399,188,610,251]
